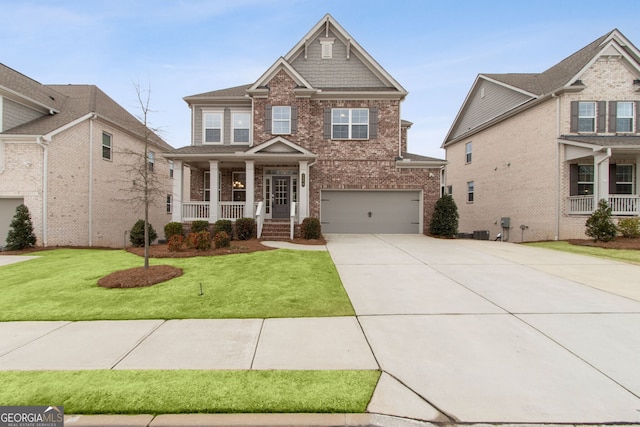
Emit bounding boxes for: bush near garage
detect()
[300,217,322,240]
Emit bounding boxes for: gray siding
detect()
[450,79,533,140]
[2,98,44,132]
[291,29,387,89]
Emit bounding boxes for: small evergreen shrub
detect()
[617,217,640,238]
[5,204,36,250]
[300,217,321,240]
[129,220,158,247]
[214,231,230,248]
[195,231,212,251]
[235,218,256,240]
[167,234,184,252]
[190,220,209,233]
[585,199,617,242]
[429,194,459,238]
[213,219,233,239]
[164,222,184,240]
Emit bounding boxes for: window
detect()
[467,181,474,203]
[616,102,634,133]
[578,102,596,132]
[465,142,472,163]
[332,108,369,139]
[204,171,221,202]
[232,172,246,202]
[166,195,173,214]
[102,132,112,160]
[615,164,633,194]
[169,160,174,178]
[147,151,154,172]
[578,164,594,195]
[272,106,291,135]
[233,112,250,143]
[204,112,223,143]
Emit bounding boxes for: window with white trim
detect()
[147,151,154,172]
[465,142,472,163]
[232,172,246,202]
[332,108,369,139]
[166,195,173,214]
[232,112,251,143]
[616,102,634,133]
[467,181,474,203]
[615,164,634,194]
[203,112,223,143]
[169,160,174,178]
[102,132,112,160]
[578,164,594,195]
[578,102,596,132]
[272,106,291,135]
[204,171,221,202]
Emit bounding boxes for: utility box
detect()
[501,217,511,228]
[473,230,490,240]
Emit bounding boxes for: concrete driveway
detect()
[326,234,640,424]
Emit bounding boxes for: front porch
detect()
[568,195,640,215]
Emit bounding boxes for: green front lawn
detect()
[525,241,640,265]
[0,249,354,321]
[0,370,380,414]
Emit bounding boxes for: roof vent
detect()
[320,38,335,59]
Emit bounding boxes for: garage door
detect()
[0,198,24,248]
[321,190,421,234]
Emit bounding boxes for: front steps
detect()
[260,220,299,241]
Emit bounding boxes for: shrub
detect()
[129,220,158,247]
[585,199,617,242]
[214,231,230,248]
[167,234,184,252]
[618,217,640,238]
[300,217,322,240]
[213,219,233,239]
[164,222,184,240]
[5,204,36,250]
[190,220,209,233]
[184,231,212,251]
[235,218,256,240]
[429,194,459,238]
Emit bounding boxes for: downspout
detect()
[36,136,50,246]
[595,147,612,201]
[398,102,402,158]
[553,93,560,241]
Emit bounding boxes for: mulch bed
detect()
[98,265,183,288]
[566,237,640,250]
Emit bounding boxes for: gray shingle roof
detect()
[184,84,252,101]
[0,63,65,112]
[168,145,249,155]
[560,135,640,147]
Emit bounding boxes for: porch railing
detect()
[182,201,263,222]
[568,195,640,215]
[220,202,244,220]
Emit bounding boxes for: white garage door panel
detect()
[321,191,420,234]
[0,198,24,247]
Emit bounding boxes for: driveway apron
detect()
[326,234,640,424]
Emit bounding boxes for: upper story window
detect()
[147,151,155,172]
[578,102,596,132]
[616,102,634,133]
[233,112,251,143]
[272,106,291,135]
[467,181,475,203]
[169,160,174,178]
[204,112,223,144]
[465,142,472,163]
[102,132,112,161]
[332,108,369,139]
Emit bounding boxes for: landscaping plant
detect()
[301,217,321,239]
[164,222,184,240]
[190,220,210,233]
[429,194,459,238]
[585,199,617,242]
[213,219,233,239]
[5,204,36,250]
[235,218,256,240]
[214,231,230,248]
[167,234,184,252]
[130,219,158,247]
[617,217,640,238]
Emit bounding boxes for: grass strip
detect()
[524,241,640,265]
[0,370,380,414]
[0,249,354,321]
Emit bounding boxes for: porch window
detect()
[272,106,291,135]
[204,112,223,144]
[332,108,369,139]
[616,102,634,133]
[578,164,594,195]
[578,102,596,132]
[233,112,250,143]
[465,142,472,163]
[204,171,221,202]
[102,132,112,161]
[615,164,634,194]
[467,181,474,203]
[232,172,246,202]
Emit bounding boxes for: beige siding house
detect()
[166,14,445,238]
[443,29,640,242]
[0,64,174,248]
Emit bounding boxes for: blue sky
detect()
[2,0,639,158]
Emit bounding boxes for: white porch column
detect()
[172,160,183,222]
[298,160,309,220]
[209,160,219,222]
[245,160,255,218]
[594,151,611,203]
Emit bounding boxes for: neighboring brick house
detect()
[0,63,174,248]
[166,14,445,237]
[442,29,640,242]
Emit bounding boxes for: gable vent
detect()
[320,38,335,59]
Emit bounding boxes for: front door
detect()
[272,176,291,218]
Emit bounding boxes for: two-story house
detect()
[442,29,640,242]
[0,63,174,248]
[166,14,445,238]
